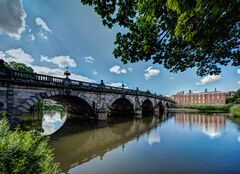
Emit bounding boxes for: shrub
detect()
[230,105,240,118]
[0,117,59,174]
[173,104,233,112]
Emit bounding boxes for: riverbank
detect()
[171,104,233,113]
[167,108,227,113]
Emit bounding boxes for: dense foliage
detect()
[226,89,240,104]
[173,104,233,112]
[0,117,59,174]
[81,0,240,76]
[4,61,34,73]
[230,105,240,118]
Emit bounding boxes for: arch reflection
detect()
[50,114,171,173]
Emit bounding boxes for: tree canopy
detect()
[4,61,34,73]
[81,0,240,76]
[227,89,240,104]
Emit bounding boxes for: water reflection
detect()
[21,112,240,174]
[21,111,67,135]
[146,129,161,145]
[42,112,67,135]
[51,115,169,173]
[174,113,226,139]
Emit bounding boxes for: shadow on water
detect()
[49,113,171,173]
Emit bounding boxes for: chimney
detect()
[215,88,217,92]
[205,88,207,93]
[183,91,184,94]
[189,89,191,94]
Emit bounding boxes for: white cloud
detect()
[237,69,240,75]
[40,55,76,68]
[32,65,95,83]
[0,0,26,40]
[128,67,133,72]
[169,76,175,80]
[2,48,34,65]
[35,17,52,32]
[196,75,222,85]
[144,67,160,80]
[110,65,127,74]
[106,82,129,88]
[93,70,98,75]
[38,31,48,40]
[84,56,94,63]
[28,34,35,41]
[1,48,95,83]
[70,73,96,83]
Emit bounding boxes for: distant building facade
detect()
[171,89,235,105]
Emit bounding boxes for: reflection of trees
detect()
[20,112,44,133]
[50,114,172,173]
[20,111,67,135]
[230,117,240,133]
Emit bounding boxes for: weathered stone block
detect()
[22,103,32,110]
[26,99,35,106]
[31,97,38,103]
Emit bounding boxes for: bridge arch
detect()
[16,90,95,119]
[142,99,154,117]
[109,96,134,119]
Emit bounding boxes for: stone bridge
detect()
[0,60,173,124]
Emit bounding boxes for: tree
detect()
[4,61,34,73]
[226,89,240,104]
[80,0,240,76]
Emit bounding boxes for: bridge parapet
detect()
[0,69,173,102]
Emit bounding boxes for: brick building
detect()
[171,89,235,105]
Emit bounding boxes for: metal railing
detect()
[1,70,173,102]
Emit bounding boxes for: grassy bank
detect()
[173,104,233,112]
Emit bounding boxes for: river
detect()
[21,111,240,174]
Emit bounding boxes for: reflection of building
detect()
[171,89,235,105]
[175,113,226,138]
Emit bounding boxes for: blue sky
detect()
[0,0,239,96]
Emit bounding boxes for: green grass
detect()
[173,104,233,112]
[230,105,240,118]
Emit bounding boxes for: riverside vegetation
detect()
[31,100,65,112]
[0,114,59,174]
[173,104,233,112]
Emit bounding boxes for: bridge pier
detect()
[154,106,160,117]
[134,107,142,119]
[97,109,108,121]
